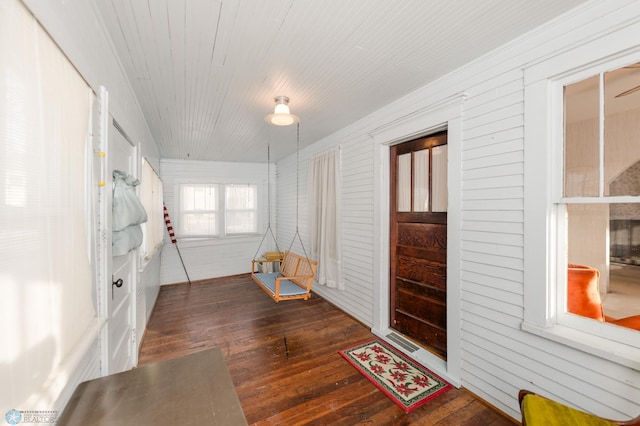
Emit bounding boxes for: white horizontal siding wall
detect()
[458,67,528,417]
[160,159,276,284]
[276,0,640,421]
[20,0,163,414]
[276,133,375,325]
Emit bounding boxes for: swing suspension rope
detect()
[252,123,313,273]
[253,144,282,261]
[286,123,312,269]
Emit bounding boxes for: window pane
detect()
[140,160,163,258]
[226,184,256,208]
[181,184,216,211]
[183,213,217,236]
[432,145,448,212]
[194,185,216,210]
[413,149,429,212]
[610,203,640,264]
[397,153,411,212]
[567,203,609,269]
[567,203,640,325]
[179,184,218,236]
[604,66,640,197]
[225,184,257,234]
[564,75,600,197]
[566,203,609,321]
[226,211,257,234]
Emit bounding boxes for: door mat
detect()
[338,338,452,413]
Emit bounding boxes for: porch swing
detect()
[251,122,318,302]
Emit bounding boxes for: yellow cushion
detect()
[264,251,283,260]
[522,394,616,426]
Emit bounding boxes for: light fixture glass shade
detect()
[265,95,299,126]
[274,103,290,114]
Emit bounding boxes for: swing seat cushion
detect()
[252,273,308,297]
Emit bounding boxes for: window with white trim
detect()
[523,45,640,364]
[178,183,258,237]
[225,184,258,235]
[140,159,164,261]
[559,66,640,339]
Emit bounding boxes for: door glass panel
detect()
[397,153,411,212]
[432,145,448,212]
[413,149,429,212]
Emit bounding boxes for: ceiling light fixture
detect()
[264,95,299,126]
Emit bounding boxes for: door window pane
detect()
[432,145,448,212]
[397,153,411,212]
[413,149,429,212]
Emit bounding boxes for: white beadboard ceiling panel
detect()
[94,0,587,163]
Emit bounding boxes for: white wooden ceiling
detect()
[95,0,587,163]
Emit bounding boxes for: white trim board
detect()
[371,93,466,388]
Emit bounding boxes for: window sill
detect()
[172,234,263,249]
[139,242,164,271]
[521,321,640,371]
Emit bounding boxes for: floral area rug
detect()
[338,338,452,413]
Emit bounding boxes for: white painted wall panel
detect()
[137,253,161,349]
[160,159,276,284]
[274,132,376,325]
[275,1,640,421]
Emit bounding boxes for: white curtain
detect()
[0,0,95,410]
[140,159,164,261]
[308,147,343,289]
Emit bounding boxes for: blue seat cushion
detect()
[253,273,307,297]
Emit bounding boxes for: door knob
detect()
[112,277,123,300]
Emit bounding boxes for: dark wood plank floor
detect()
[138,274,518,425]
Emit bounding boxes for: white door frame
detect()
[96,87,110,376]
[370,93,466,388]
[97,101,139,375]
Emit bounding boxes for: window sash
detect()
[523,46,640,360]
[559,74,640,346]
[557,69,640,344]
[177,183,259,237]
[225,184,258,235]
[140,159,164,260]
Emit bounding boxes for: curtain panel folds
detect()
[308,147,343,289]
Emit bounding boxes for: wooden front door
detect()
[390,131,448,359]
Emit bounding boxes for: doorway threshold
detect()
[371,327,461,388]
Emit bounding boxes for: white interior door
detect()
[108,120,137,374]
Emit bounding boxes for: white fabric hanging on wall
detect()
[112,170,148,256]
[308,147,343,289]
